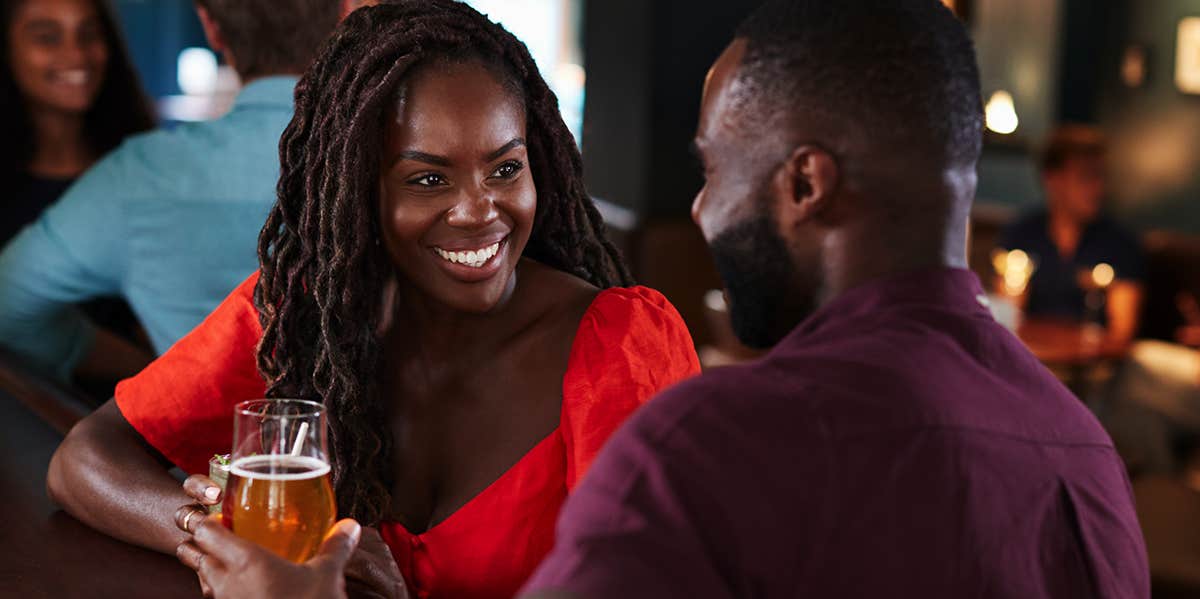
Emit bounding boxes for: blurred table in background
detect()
[1018,319,1131,366]
[0,354,200,598]
[1017,318,1130,400]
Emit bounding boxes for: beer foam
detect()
[230,455,331,481]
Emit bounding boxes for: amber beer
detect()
[221,454,336,562]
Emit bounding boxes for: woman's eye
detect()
[32,32,61,46]
[492,161,524,179]
[408,173,447,187]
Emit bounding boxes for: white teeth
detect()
[55,70,89,85]
[434,241,501,268]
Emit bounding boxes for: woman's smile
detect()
[429,235,509,282]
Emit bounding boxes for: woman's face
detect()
[379,60,535,314]
[8,0,109,115]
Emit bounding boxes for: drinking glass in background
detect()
[207,453,231,514]
[988,249,1037,331]
[221,399,336,562]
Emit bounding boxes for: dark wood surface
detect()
[0,387,201,598]
[1017,318,1131,366]
[1133,476,1200,598]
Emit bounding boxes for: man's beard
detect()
[708,212,820,349]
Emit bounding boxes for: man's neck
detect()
[818,216,968,306]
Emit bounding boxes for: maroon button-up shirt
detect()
[525,268,1148,598]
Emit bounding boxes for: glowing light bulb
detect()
[177,47,218,96]
[985,90,1019,135]
[1092,263,1115,288]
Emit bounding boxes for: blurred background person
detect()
[0,0,340,387]
[0,0,157,373]
[0,0,154,245]
[997,125,1145,344]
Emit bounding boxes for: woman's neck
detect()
[27,104,94,178]
[383,265,522,362]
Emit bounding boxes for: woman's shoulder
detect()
[579,285,691,344]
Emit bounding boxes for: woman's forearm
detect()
[47,399,194,554]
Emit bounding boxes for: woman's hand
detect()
[175,474,224,595]
[177,515,367,599]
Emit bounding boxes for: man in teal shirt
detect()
[0,0,341,382]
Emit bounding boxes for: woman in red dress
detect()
[46,2,699,598]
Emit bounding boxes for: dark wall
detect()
[582,0,761,218]
[1095,0,1200,234]
[113,0,208,99]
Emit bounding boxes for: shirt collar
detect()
[785,267,993,343]
[231,76,298,111]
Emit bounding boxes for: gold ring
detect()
[183,507,201,533]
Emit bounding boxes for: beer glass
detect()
[220,399,336,562]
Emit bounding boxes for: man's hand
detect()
[177,515,365,599]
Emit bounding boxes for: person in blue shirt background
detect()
[999,125,1145,344]
[0,0,342,385]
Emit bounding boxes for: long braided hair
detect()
[254,0,632,525]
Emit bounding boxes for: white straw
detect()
[290,421,310,457]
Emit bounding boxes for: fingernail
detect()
[204,487,220,501]
[343,520,362,543]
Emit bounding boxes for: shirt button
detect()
[411,536,423,548]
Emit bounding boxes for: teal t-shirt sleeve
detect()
[0,150,131,379]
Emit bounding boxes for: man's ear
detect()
[770,145,840,227]
[195,5,227,55]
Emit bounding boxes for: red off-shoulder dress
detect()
[114,273,700,599]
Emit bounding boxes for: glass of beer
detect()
[220,399,336,562]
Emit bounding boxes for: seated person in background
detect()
[998,125,1145,343]
[0,0,340,383]
[1,0,154,246]
[0,0,156,376]
[172,1,1151,598]
[48,2,700,598]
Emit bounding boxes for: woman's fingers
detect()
[174,503,208,534]
[183,474,223,505]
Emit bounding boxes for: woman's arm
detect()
[47,399,195,554]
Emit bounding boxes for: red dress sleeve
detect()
[114,272,266,475]
[561,286,700,490]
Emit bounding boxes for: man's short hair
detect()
[733,0,983,169]
[1040,125,1106,174]
[194,0,340,80]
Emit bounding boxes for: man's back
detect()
[527,268,1148,598]
[0,77,295,377]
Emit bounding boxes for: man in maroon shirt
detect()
[170,0,1149,597]
[521,0,1149,597]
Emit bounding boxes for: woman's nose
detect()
[446,189,500,228]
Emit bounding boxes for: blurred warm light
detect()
[985,90,1019,135]
[993,249,1035,296]
[177,47,218,96]
[941,0,956,10]
[1092,263,1115,289]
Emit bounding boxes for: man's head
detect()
[693,0,982,348]
[1040,125,1107,224]
[192,0,339,81]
